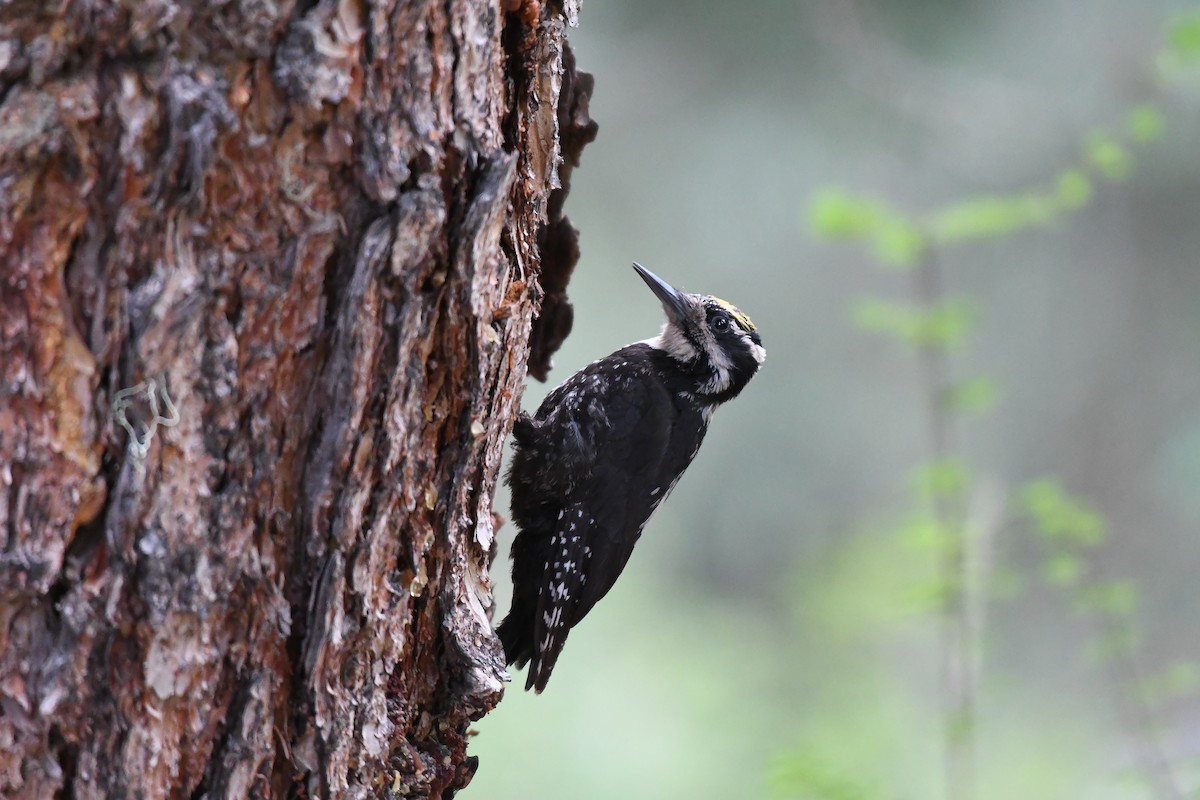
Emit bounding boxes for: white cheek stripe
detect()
[639,325,698,362]
[643,328,765,395]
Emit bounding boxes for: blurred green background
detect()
[470,2,1200,798]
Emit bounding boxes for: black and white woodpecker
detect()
[497,263,765,692]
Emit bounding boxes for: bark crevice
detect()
[0,1,593,796]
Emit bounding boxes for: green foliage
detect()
[809,190,925,269]
[1074,580,1138,619]
[770,749,883,800]
[810,188,889,240]
[925,167,1101,245]
[791,10,1199,799]
[794,525,940,636]
[1167,11,1200,59]
[1017,479,1148,668]
[1084,130,1133,180]
[929,190,1058,243]
[1041,551,1084,587]
[873,220,926,269]
[813,98,1176,263]
[897,500,966,613]
[1055,169,1094,208]
[1126,105,1165,142]
[1140,660,1200,707]
[1088,626,1141,664]
[1019,479,1107,547]
[898,512,959,553]
[852,297,976,350]
[942,377,1000,415]
[911,458,971,502]
[1158,12,1200,79]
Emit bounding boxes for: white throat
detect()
[639,324,698,362]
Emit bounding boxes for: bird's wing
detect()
[527,499,598,692]
[527,367,675,691]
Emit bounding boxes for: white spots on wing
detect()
[640,474,687,534]
[650,487,661,496]
[583,546,592,557]
[564,560,575,571]
[538,598,567,656]
[557,509,564,520]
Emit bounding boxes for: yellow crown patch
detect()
[709,296,757,332]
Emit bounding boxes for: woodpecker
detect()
[497,263,764,692]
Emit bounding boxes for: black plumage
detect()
[497,264,764,692]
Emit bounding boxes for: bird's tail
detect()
[496,604,533,670]
[497,519,553,687]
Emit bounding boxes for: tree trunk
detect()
[0,1,594,797]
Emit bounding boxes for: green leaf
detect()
[809,188,925,269]
[1056,170,1093,209]
[1126,105,1165,142]
[898,513,959,553]
[769,748,878,800]
[1088,626,1140,664]
[912,458,971,501]
[918,299,977,349]
[1167,13,1200,59]
[1042,552,1084,586]
[810,189,886,241]
[873,218,926,268]
[1019,479,1107,546]
[851,297,919,342]
[929,187,1077,243]
[1140,660,1200,706]
[904,576,959,613]
[1084,130,1132,181]
[943,377,1000,415]
[928,195,1031,243]
[851,297,976,349]
[1075,580,1138,619]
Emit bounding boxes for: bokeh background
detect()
[470,2,1200,798]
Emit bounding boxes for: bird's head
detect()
[633,262,765,404]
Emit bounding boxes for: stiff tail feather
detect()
[496,602,534,669]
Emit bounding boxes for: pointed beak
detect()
[632,262,688,325]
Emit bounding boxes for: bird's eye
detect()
[713,316,730,332]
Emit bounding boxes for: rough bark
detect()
[0,0,595,797]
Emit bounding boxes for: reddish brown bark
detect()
[0,0,594,797]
